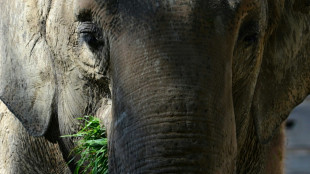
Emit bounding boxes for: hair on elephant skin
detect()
[0,0,310,173]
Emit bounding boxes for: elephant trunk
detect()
[108,34,237,173]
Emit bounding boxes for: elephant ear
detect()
[0,0,55,136]
[253,0,310,144]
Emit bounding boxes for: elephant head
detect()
[1,0,310,173]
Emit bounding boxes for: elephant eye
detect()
[238,20,259,47]
[242,33,258,46]
[78,22,105,50]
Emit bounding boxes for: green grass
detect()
[62,116,108,174]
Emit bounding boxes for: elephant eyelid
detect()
[78,22,105,48]
[78,22,98,33]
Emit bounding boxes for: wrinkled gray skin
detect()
[0,101,71,173]
[0,0,310,173]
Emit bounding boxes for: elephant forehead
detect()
[75,0,241,23]
[74,0,266,21]
[74,0,268,35]
[116,0,237,20]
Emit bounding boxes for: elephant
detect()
[0,0,310,173]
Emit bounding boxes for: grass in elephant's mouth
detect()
[62,116,108,174]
